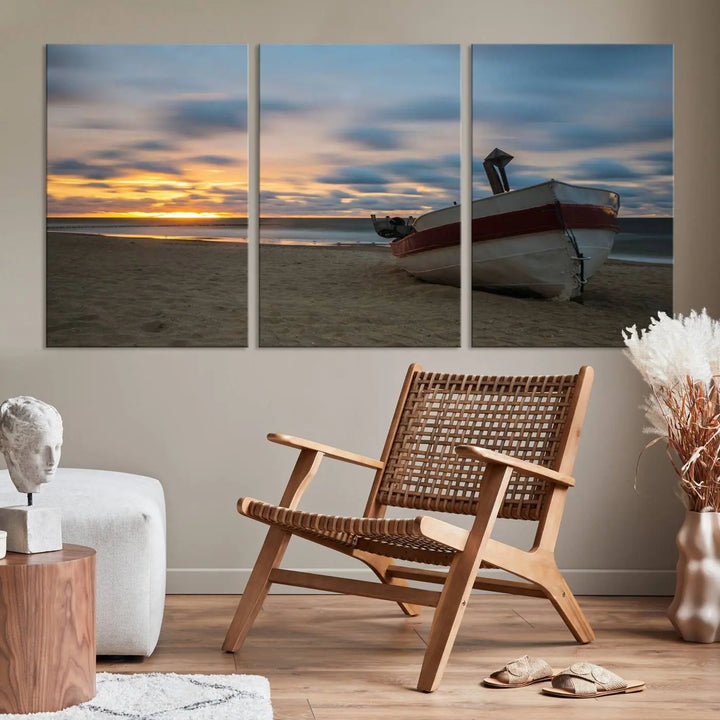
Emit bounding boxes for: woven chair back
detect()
[377,370,581,520]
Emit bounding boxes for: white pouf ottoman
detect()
[0,468,166,656]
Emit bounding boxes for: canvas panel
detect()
[471,44,673,347]
[258,44,461,348]
[46,44,249,347]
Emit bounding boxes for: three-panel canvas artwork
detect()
[46,44,673,348]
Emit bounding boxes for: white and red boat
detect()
[371,149,620,299]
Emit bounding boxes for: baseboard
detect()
[166,567,675,596]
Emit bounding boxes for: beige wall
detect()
[1,0,718,594]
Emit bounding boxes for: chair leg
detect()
[222,526,291,652]
[539,565,595,644]
[417,463,513,692]
[354,551,422,617]
[416,553,478,692]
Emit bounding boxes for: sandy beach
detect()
[47,233,672,348]
[260,246,671,347]
[260,244,460,347]
[47,233,247,347]
[472,259,673,347]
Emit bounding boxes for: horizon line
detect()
[46,213,674,220]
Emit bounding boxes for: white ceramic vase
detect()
[667,510,720,642]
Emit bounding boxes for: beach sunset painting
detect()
[471,44,673,347]
[46,44,248,347]
[259,44,460,347]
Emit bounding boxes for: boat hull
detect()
[390,181,619,298]
[398,227,616,298]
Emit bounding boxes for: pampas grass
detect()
[623,309,720,512]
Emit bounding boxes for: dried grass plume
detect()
[623,309,720,512]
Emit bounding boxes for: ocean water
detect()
[46,217,249,243]
[610,217,672,264]
[47,216,673,264]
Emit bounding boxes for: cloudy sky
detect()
[260,44,460,217]
[47,45,247,218]
[46,44,672,220]
[473,44,673,217]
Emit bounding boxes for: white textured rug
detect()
[3,673,273,719]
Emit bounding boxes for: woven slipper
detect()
[542,662,645,698]
[483,655,556,688]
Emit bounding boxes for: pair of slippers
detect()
[483,655,645,698]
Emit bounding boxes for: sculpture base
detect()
[0,506,62,553]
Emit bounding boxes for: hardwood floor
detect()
[99,594,720,719]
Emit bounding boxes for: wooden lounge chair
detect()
[223,364,595,692]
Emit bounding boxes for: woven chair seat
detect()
[239,498,459,565]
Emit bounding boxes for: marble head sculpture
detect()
[0,396,63,495]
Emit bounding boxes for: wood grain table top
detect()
[0,544,95,566]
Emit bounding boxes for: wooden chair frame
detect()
[223,364,595,692]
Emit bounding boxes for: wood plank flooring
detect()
[99,595,720,719]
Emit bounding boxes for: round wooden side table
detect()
[0,544,96,713]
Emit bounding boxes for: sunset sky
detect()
[260,44,460,217]
[473,44,673,217]
[47,44,247,218]
[47,43,672,220]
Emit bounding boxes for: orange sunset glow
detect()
[47,45,247,219]
[259,45,460,219]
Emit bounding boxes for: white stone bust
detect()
[0,396,63,494]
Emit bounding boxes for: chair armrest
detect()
[454,445,575,487]
[267,433,384,470]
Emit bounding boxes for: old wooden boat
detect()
[371,149,620,299]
